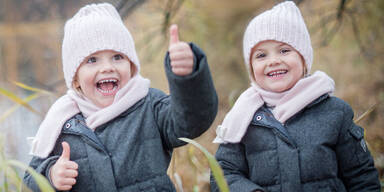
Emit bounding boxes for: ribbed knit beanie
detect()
[243,1,313,81]
[62,3,140,89]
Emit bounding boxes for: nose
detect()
[268,55,281,66]
[99,60,116,73]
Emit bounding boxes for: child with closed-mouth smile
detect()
[211,1,380,192]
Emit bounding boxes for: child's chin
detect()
[94,94,117,108]
[96,100,114,108]
[266,85,290,93]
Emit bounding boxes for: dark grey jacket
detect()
[211,95,380,192]
[24,43,218,192]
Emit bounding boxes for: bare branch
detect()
[162,0,185,35]
[337,0,347,20]
[115,0,147,19]
[346,9,375,61]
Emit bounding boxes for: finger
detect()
[64,161,79,170]
[55,168,78,180]
[170,60,194,68]
[169,42,191,52]
[63,169,78,178]
[172,67,193,76]
[57,177,76,186]
[169,24,179,45]
[61,177,77,186]
[60,142,71,161]
[170,51,193,62]
[58,184,74,191]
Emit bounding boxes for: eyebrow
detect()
[256,42,289,51]
[278,43,290,47]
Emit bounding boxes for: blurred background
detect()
[0,0,383,191]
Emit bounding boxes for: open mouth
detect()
[96,78,119,94]
[267,70,288,77]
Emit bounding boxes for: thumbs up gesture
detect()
[169,24,194,76]
[50,142,78,190]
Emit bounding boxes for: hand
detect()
[168,24,194,76]
[50,142,78,190]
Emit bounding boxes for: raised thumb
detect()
[169,24,179,45]
[60,141,71,161]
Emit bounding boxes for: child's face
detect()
[73,50,133,108]
[251,40,305,93]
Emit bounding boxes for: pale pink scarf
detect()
[214,71,335,144]
[29,75,150,158]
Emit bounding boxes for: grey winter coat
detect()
[24,43,218,192]
[211,95,380,192]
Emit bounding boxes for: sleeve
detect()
[335,104,381,191]
[153,43,218,149]
[22,155,59,192]
[210,143,265,192]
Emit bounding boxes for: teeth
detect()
[98,79,117,84]
[268,70,287,76]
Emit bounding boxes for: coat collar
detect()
[305,93,329,109]
[62,114,107,152]
[250,94,330,147]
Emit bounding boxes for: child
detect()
[211,1,380,192]
[23,3,218,191]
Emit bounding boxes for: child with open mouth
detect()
[24,3,218,191]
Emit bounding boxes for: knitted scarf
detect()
[29,75,150,158]
[214,71,334,144]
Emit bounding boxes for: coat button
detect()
[256,115,262,121]
[65,123,71,129]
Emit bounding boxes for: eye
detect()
[255,52,266,59]
[280,48,291,54]
[113,54,124,60]
[86,57,97,63]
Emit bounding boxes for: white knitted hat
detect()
[243,1,313,80]
[62,3,140,89]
